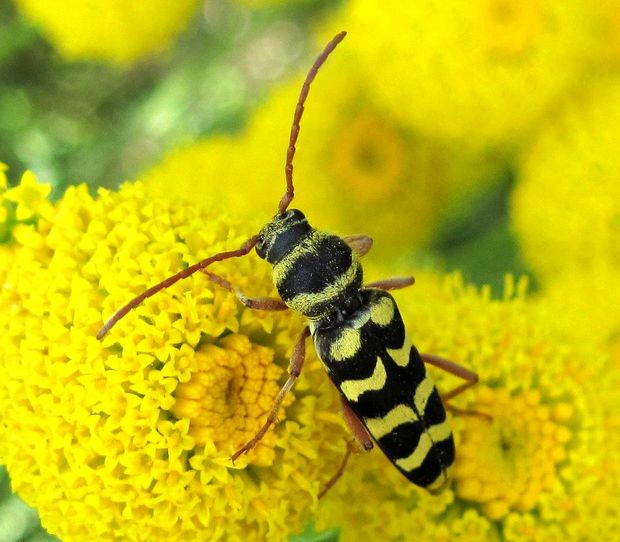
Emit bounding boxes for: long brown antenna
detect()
[97,235,259,339]
[278,31,347,215]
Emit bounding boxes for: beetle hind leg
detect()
[421,353,491,420]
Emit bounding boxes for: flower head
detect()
[514,76,620,277]
[512,76,620,345]
[14,0,199,64]
[336,0,592,145]
[0,173,347,541]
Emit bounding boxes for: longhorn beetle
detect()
[98,31,479,496]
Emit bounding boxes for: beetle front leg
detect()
[203,270,289,311]
[343,234,373,257]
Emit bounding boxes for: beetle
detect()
[97,31,479,495]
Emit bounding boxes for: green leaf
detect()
[290,521,339,542]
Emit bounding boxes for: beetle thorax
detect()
[256,210,363,320]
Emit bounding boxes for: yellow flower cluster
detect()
[315,274,616,541]
[14,0,199,64]
[2,168,619,541]
[0,171,348,541]
[140,49,506,257]
[335,0,593,145]
[512,76,620,345]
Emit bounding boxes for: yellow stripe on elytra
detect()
[286,261,360,315]
[364,403,418,440]
[272,230,330,288]
[426,465,453,495]
[340,356,387,402]
[395,420,452,471]
[369,295,395,326]
[414,377,434,414]
[386,335,412,367]
[329,328,362,361]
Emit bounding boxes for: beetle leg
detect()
[420,353,478,400]
[343,234,373,257]
[318,441,355,499]
[231,326,310,462]
[203,270,289,311]
[421,353,490,420]
[340,396,374,452]
[318,398,373,499]
[365,276,415,291]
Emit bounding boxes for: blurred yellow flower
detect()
[14,0,199,64]
[315,274,616,541]
[512,76,620,344]
[590,0,620,68]
[0,172,348,541]
[141,50,506,256]
[336,0,592,145]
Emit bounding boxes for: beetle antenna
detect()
[278,30,347,215]
[97,235,259,339]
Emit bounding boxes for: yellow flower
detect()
[0,165,53,244]
[0,172,348,541]
[141,51,506,256]
[514,76,620,277]
[3,170,52,221]
[14,0,199,64]
[336,0,592,145]
[512,76,620,344]
[315,274,615,541]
